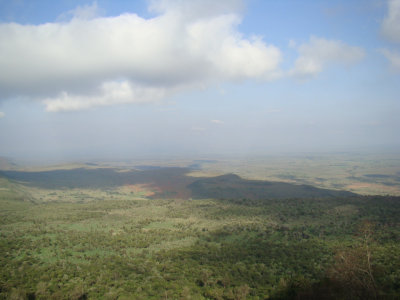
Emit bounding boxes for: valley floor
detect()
[1,172,400,299]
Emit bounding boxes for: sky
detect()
[0,0,399,161]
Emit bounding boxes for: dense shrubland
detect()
[0,174,399,299]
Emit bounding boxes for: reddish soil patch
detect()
[124,184,158,197]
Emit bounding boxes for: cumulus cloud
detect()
[289,36,365,79]
[381,0,400,44]
[148,0,244,19]
[380,48,400,70]
[0,0,282,111]
[0,112,4,118]
[211,119,224,124]
[43,80,169,112]
[380,0,400,70]
[57,1,102,21]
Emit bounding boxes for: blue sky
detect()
[0,0,399,161]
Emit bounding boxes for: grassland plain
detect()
[3,153,399,195]
[186,153,400,196]
[0,157,400,299]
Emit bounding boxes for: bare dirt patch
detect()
[346,182,400,196]
[121,184,158,197]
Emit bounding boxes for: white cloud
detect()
[0,112,4,118]
[0,0,282,111]
[211,119,224,124]
[380,48,400,70]
[43,80,168,112]
[289,36,365,79]
[381,0,400,43]
[57,1,102,22]
[288,39,296,48]
[380,1,400,70]
[148,0,244,19]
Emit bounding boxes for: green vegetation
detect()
[0,167,399,299]
[188,174,355,200]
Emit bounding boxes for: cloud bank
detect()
[0,0,281,111]
[381,0,400,71]
[43,81,169,112]
[381,0,400,44]
[380,48,400,70]
[0,0,366,111]
[289,36,365,78]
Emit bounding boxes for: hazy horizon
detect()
[0,0,399,161]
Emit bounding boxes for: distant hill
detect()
[1,167,356,200]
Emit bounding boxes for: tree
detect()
[328,221,377,299]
